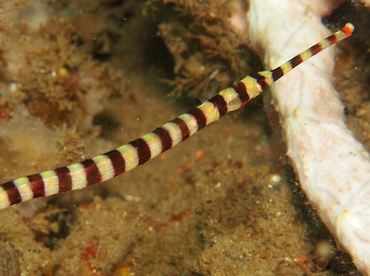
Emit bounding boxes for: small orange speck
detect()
[57,67,69,79]
[160,154,167,161]
[222,127,231,133]
[195,149,204,160]
[175,163,191,175]
[113,265,132,276]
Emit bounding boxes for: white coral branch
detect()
[235,0,370,274]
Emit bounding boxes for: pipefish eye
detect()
[257,78,269,90]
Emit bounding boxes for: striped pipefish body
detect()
[0,23,355,210]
